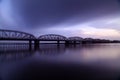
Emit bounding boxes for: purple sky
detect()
[0,0,120,40]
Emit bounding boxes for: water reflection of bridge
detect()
[0,43,106,62]
[0,44,65,62]
[0,49,34,62]
[0,29,113,50]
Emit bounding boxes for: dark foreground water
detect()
[1,43,120,80]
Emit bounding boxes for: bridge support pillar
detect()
[79,41,82,44]
[74,41,76,44]
[65,41,69,44]
[57,41,60,44]
[57,41,60,47]
[29,40,32,50]
[34,40,39,50]
[65,41,69,46]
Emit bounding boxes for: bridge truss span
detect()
[38,34,67,41]
[0,29,36,40]
[68,37,83,41]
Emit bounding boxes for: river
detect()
[0,43,120,80]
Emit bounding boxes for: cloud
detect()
[46,24,120,39]
[87,16,120,30]
[0,0,120,28]
[80,27,120,38]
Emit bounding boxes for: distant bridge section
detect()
[38,34,67,41]
[68,37,83,44]
[0,29,36,40]
[68,37,83,41]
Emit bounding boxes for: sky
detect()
[0,0,120,40]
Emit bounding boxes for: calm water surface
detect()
[0,43,120,80]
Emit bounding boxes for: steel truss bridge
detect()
[0,29,111,49]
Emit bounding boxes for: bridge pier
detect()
[73,41,76,44]
[65,41,69,44]
[29,40,32,50]
[57,41,60,47]
[79,41,82,44]
[65,41,69,46]
[57,41,60,44]
[34,40,39,50]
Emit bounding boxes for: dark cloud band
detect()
[1,0,120,28]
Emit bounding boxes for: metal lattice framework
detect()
[0,29,36,40]
[84,38,93,41]
[38,34,67,40]
[68,37,83,41]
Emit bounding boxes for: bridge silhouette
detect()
[0,29,115,50]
